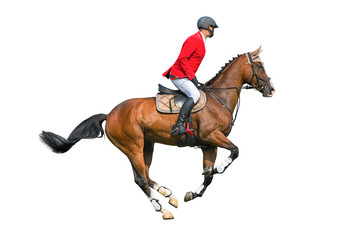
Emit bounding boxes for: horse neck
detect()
[207,57,244,113]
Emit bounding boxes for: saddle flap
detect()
[173,94,186,108]
[156,85,206,114]
[158,84,190,109]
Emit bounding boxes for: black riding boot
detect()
[171,97,195,135]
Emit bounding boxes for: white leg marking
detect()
[158,187,172,197]
[152,183,159,191]
[216,157,233,173]
[195,184,205,195]
[150,199,162,211]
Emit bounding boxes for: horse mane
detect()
[205,54,244,86]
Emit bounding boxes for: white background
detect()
[1,0,354,239]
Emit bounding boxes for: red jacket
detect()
[163,32,205,80]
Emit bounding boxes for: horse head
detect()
[243,46,275,97]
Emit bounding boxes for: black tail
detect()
[40,114,107,153]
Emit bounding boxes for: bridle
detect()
[201,52,271,127]
[246,52,271,91]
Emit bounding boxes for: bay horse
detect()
[40,46,275,220]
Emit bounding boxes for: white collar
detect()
[199,31,206,44]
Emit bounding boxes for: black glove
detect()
[191,77,199,87]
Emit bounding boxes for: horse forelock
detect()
[246,53,264,65]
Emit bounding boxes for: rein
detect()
[200,52,268,128]
[201,85,242,128]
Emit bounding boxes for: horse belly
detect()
[142,113,184,146]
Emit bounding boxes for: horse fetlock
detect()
[158,186,172,197]
[231,147,239,159]
[151,198,175,219]
[195,184,205,197]
[202,167,213,175]
[184,191,197,202]
[150,199,162,212]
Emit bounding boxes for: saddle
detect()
[156,84,206,114]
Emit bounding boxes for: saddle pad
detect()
[156,90,206,114]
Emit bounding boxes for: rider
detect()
[163,16,218,135]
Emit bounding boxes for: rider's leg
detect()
[171,78,200,135]
[171,97,194,135]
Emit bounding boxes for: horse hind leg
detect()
[144,141,178,208]
[107,135,174,220]
[131,160,174,220]
[149,180,178,208]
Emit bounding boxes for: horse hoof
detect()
[202,167,212,175]
[169,197,178,208]
[162,212,174,220]
[184,191,194,202]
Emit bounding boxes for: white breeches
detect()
[171,78,200,104]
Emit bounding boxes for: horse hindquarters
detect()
[105,100,175,219]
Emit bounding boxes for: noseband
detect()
[246,52,271,91]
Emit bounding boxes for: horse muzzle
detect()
[261,80,275,98]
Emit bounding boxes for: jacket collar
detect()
[198,31,206,44]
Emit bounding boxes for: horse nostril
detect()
[270,81,275,93]
[271,86,275,94]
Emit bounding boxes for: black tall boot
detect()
[171,97,195,135]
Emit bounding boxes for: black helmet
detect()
[197,16,218,30]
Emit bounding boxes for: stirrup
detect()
[186,122,194,136]
[171,125,186,135]
[171,122,194,136]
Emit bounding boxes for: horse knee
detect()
[231,146,239,159]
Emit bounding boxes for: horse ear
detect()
[252,45,262,56]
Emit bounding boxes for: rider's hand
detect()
[191,77,199,87]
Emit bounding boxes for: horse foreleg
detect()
[184,175,214,202]
[201,130,239,174]
[184,146,217,202]
[212,146,239,174]
[184,130,238,202]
